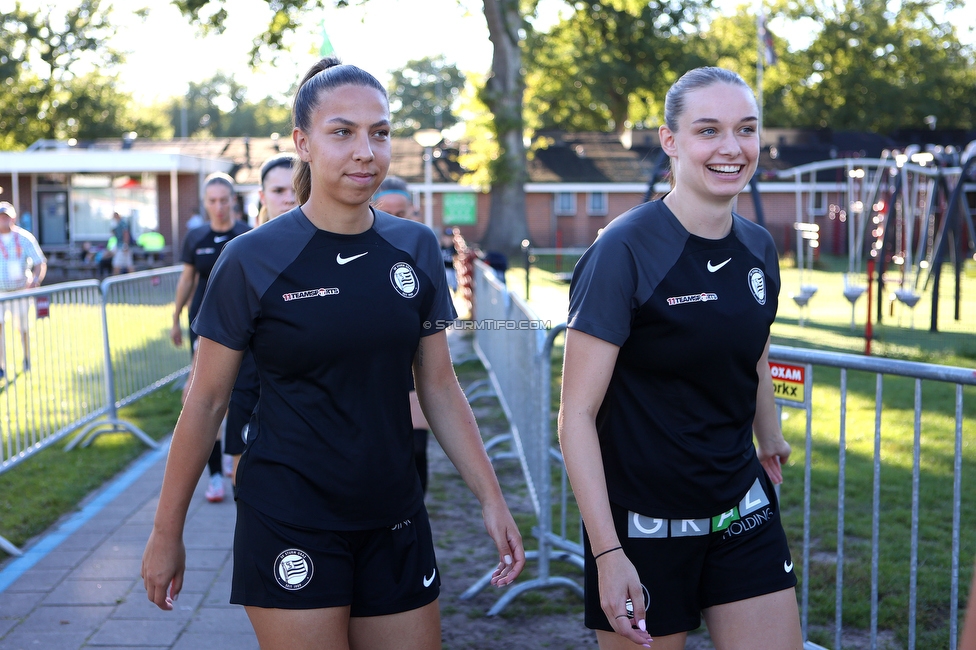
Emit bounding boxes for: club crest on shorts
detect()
[748,268,766,305]
[390,262,419,298]
[274,548,313,591]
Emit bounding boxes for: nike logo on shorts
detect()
[707,257,731,272]
[337,252,368,265]
[784,560,794,573]
[423,568,436,588]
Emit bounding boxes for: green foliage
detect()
[525,0,976,133]
[163,72,293,138]
[524,0,712,133]
[0,0,161,149]
[388,56,466,135]
[171,0,327,66]
[764,0,976,130]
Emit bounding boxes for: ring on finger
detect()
[614,614,629,619]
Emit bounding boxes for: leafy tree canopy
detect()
[388,56,466,135]
[0,0,168,149]
[525,0,712,133]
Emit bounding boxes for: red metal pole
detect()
[865,255,875,356]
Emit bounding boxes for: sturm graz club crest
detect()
[390,262,419,298]
[748,268,766,305]
[274,548,313,591]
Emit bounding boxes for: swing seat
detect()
[792,293,812,307]
[894,289,921,308]
[842,285,866,304]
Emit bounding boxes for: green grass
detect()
[0,387,180,551]
[511,253,976,648]
[0,289,190,560]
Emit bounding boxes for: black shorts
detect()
[231,500,440,616]
[224,397,253,456]
[583,470,797,636]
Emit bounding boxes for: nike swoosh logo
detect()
[423,568,436,588]
[213,235,229,243]
[784,560,794,573]
[707,257,731,272]
[336,252,368,265]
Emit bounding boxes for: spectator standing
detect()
[440,227,458,293]
[0,202,46,379]
[170,173,250,503]
[110,212,136,275]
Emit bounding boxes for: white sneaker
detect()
[205,473,225,503]
[222,454,234,477]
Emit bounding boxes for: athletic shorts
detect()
[583,469,797,636]
[223,397,253,456]
[112,246,133,270]
[231,500,441,616]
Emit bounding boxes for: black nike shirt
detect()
[181,221,252,325]
[568,199,780,519]
[193,208,456,529]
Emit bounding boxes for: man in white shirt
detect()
[0,202,47,379]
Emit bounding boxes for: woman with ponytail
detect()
[142,57,524,649]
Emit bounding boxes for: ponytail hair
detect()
[292,56,387,204]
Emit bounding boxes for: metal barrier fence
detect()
[768,345,976,650]
[0,267,191,556]
[460,260,583,614]
[469,261,975,647]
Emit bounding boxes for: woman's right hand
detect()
[170,322,183,348]
[141,528,186,611]
[597,549,653,647]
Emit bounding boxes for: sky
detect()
[6,0,975,106]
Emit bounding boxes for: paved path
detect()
[0,443,256,650]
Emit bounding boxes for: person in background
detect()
[143,56,524,648]
[372,175,431,493]
[255,152,300,227]
[370,175,417,220]
[170,172,250,503]
[559,67,802,649]
[185,207,205,232]
[110,212,136,275]
[440,228,458,293]
[224,152,298,494]
[0,202,46,380]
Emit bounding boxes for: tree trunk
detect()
[479,0,530,262]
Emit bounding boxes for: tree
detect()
[163,73,292,139]
[0,1,166,149]
[388,56,466,135]
[172,0,535,259]
[524,0,712,133]
[778,0,976,131]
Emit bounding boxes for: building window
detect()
[70,173,159,241]
[554,192,576,216]
[587,192,608,216]
[807,191,827,217]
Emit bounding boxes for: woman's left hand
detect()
[483,500,526,587]
[757,438,791,484]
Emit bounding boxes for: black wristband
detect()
[593,545,622,561]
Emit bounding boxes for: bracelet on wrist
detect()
[593,545,623,561]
